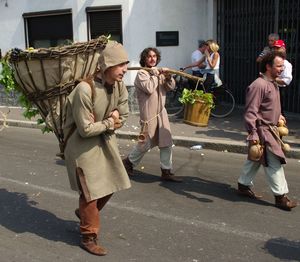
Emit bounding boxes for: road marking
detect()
[1,175,299,249]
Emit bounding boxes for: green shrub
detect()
[0,54,51,133]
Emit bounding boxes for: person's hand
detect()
[160,67,172,80]
[150,67,160,76]
[109,110,122,129]
[278,115,286,125]
[110,109,119,120]
[204,49,210,57]
[159,67,169,73]
[114,118,122,129]
[249,140,259,146]
[106,117,115,131]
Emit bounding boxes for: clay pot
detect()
[282,143,291,153]
[278,126,289,136]
[248,144,264,161]
[138,132,148,143]
[277,119,285,127]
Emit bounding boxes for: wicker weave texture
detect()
[9,36,108,144]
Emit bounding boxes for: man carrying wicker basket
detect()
[63,41,131,256]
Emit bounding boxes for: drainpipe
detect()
[207,0,217,40]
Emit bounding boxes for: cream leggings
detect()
[238,148,289,196]
[128,139,173,170]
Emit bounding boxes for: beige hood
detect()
[98,40,129,72]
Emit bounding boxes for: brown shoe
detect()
[122,157,134,176]
[80,234,107,256]
[275,194,297,211]
[161,169,182,183]
[237,183,262,199]
[75,208,80,219]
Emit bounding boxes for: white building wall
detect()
[0,0,216,85]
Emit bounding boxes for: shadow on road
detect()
[0,188,79,246]
[129,170,161,184]
[160,176,273,207]
[130,172,273,207]
[263,237,300,261]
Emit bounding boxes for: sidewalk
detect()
[1,105,300,158]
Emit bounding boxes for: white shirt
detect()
[205,52,220,70]
[279,59,293,87]
[191,49,204,71]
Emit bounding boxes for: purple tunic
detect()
[244,76,286,165]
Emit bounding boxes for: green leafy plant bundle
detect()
[179,88,215,108]
[0,52,51,133]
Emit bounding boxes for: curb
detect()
[116,130,300,159]
[116,130,247,153]
[2,118,300,159]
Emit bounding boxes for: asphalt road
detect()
[0,127,300,262]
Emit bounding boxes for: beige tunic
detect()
[135,69,175,148]
[63,80,131,201]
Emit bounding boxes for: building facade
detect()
[0,0,216,86]
[1,0,300,114]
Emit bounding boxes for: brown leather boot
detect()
[122,157,134,176]
[237,183,262,199]
[80,233,107,256]
[161,168,182,182]
[275,194,297,211]
[75,193,113,220]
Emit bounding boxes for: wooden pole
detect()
[128,67,204,83]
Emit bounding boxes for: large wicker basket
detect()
[9,36,108,149]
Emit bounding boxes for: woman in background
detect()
[183,39,221,88]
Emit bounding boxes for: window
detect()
[23,9,73,48]
[86,6,122,43]
[156,31,179,46]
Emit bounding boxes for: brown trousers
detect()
[79,193,112,236]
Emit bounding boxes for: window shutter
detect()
[87,6,122,43]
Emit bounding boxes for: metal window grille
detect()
[217,0,300,113]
